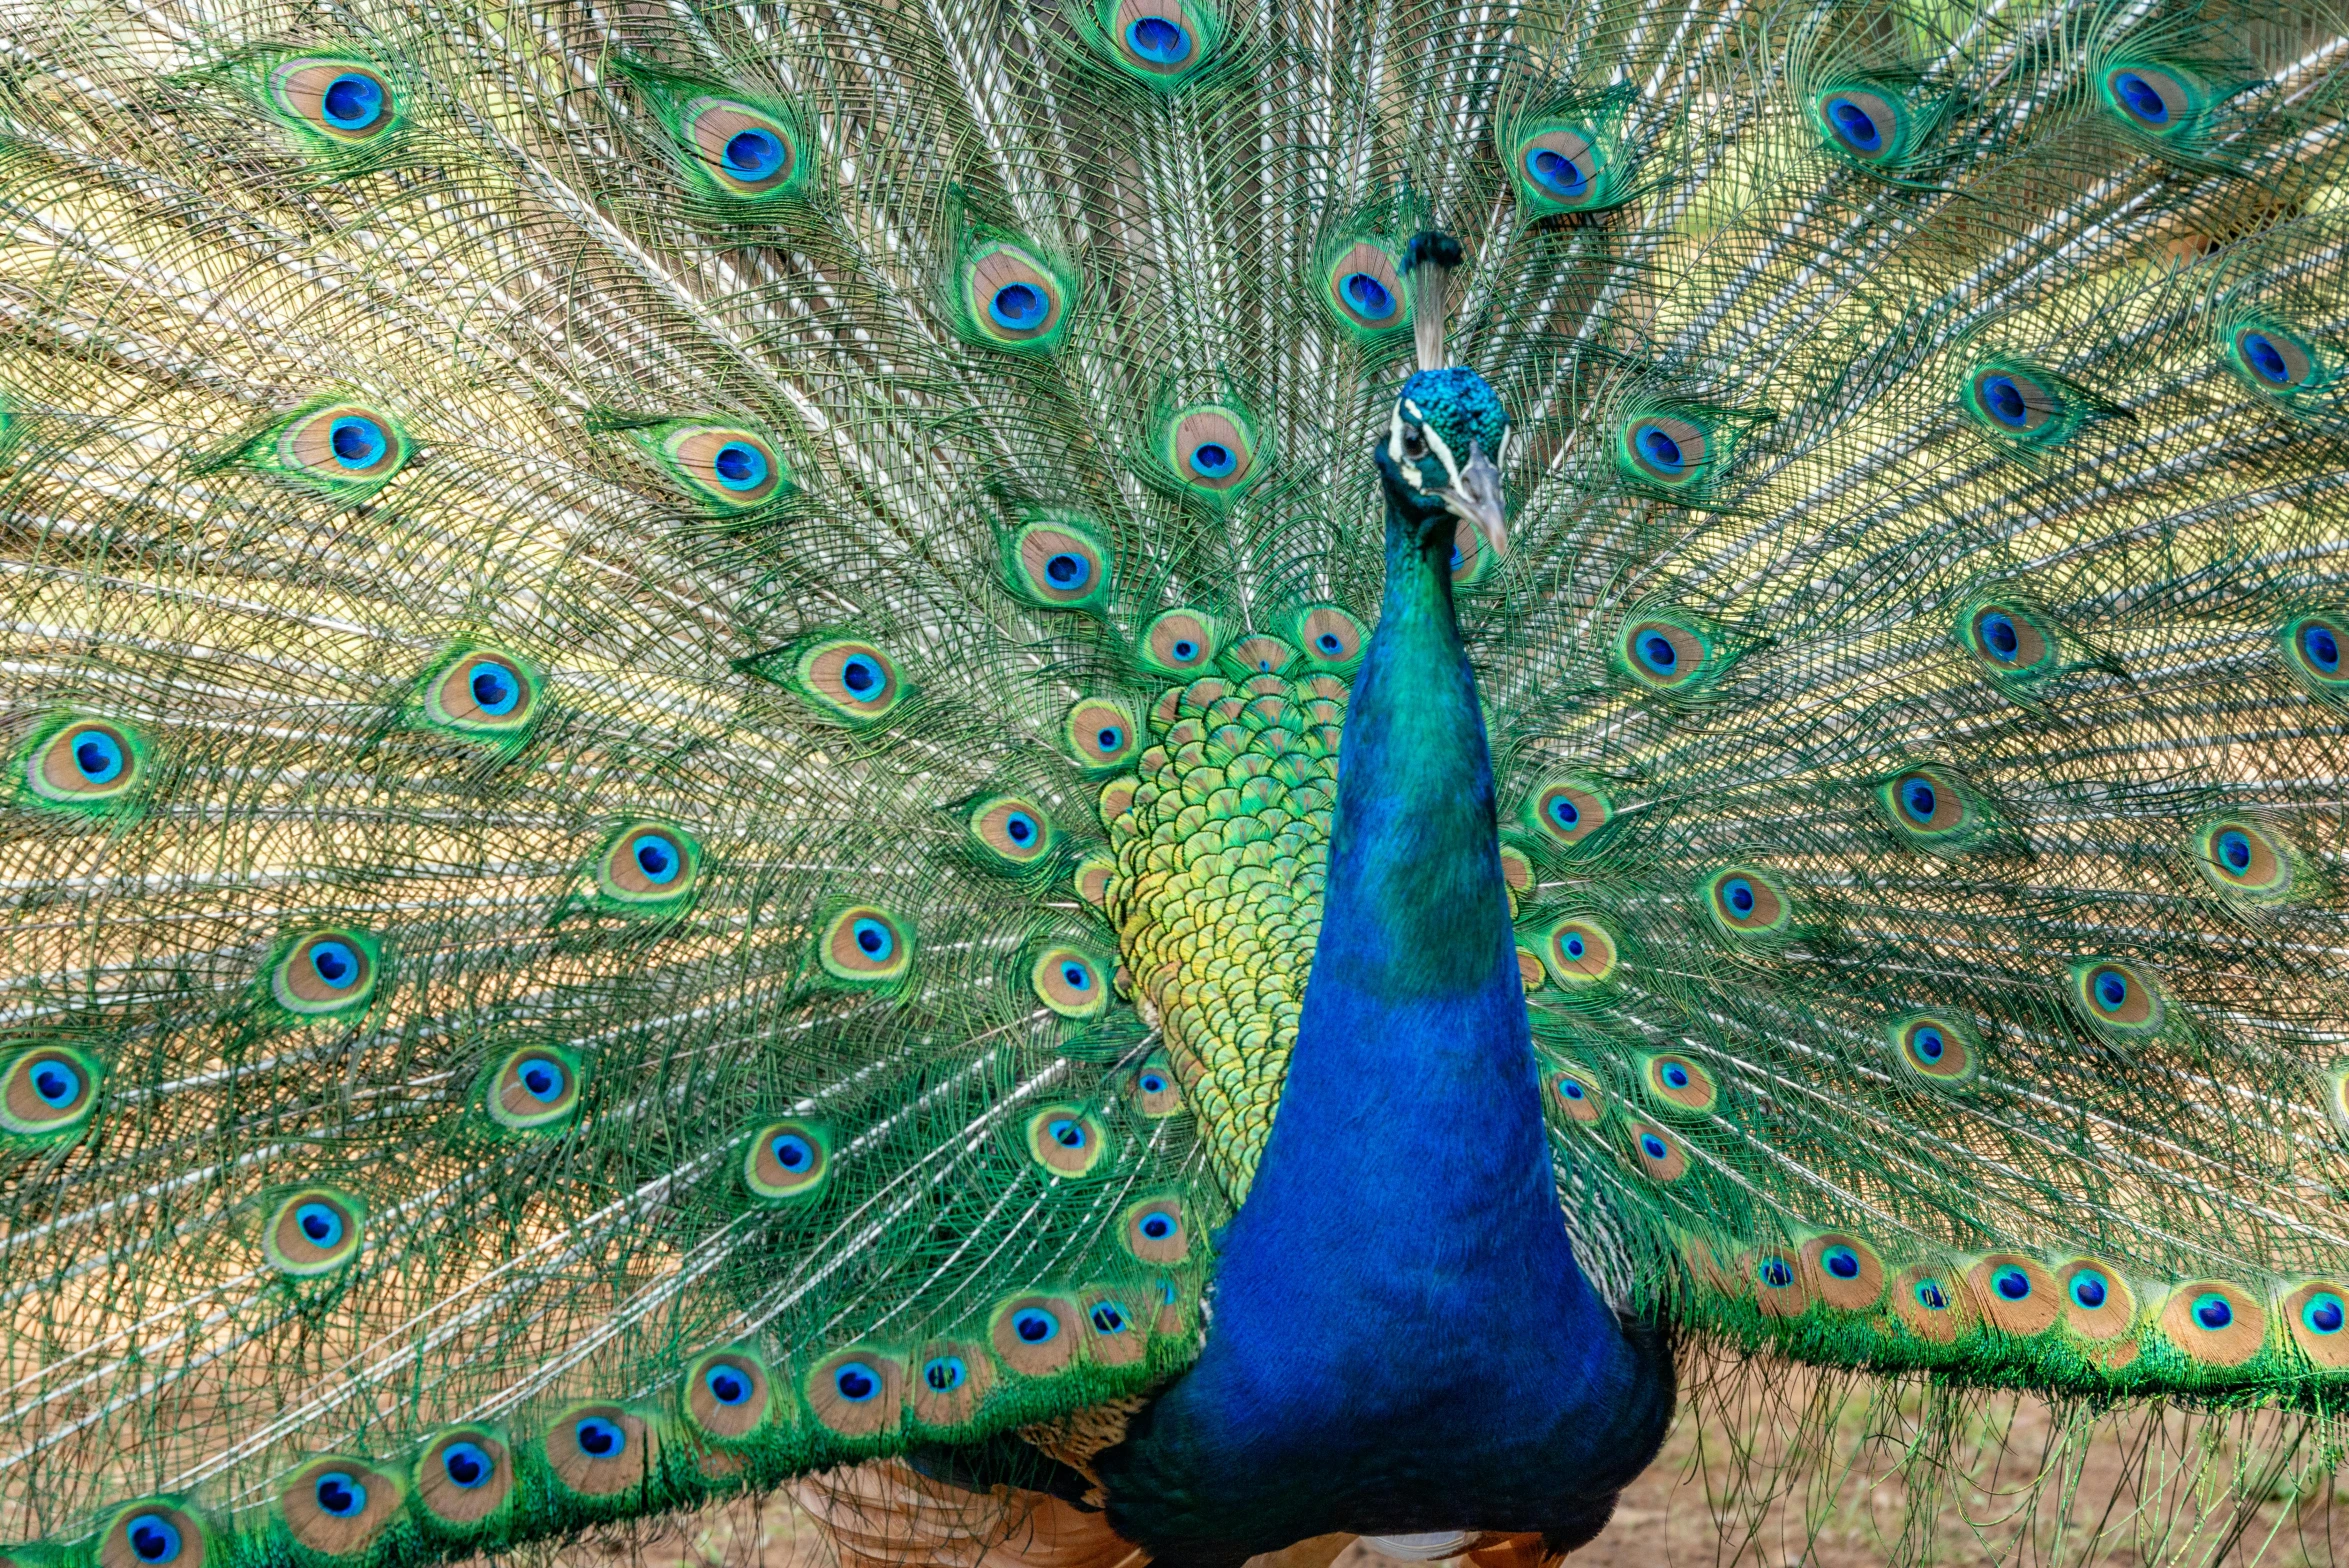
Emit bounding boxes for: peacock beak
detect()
[1444,443,1506,557]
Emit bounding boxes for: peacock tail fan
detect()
[1,0,2347,1562]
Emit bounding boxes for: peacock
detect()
[4,0,2349,1563]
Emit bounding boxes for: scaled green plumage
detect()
[3,0,2349,1562]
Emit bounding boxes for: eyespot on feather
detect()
[1966,1255,2060,1338]
[1641,1053,1718,1116]
[483,1045,582,1133]
[991,1293,1080,1376]
[2283,613,2349,699]
[1539,916,1619,989]
[543,1403,654,1497]
[1619,612,1717,692]
[1128,1055,1183,1118]
[2189,818,2294,902]
[1294,605,1368,672]
[2067,958,2166,1043]
[964,243,1072,350]
[1703,866,1791,940]
[1008,517,1110,609]
[24,717,144,807]
[1142,609,1221,675]
[1164,404,1259,499]
[1123,1196,1189,1263]
[99,1502,208,1568]
[263,1186,365,1277]
[794,639,905,724]
[1031,946,1110,1019]
[1,1043,103,1141]
[910,1339,995,1428]
[1876,764,1980,847]
[277,1457,402,1557]
[1103,0,1216,82]
[1510,123,1617,213]
[269,930,380,1018]
[742,1119,830,1202]
[267,59,397,142]
[1626,1121,1687,1182]
[1799,1234,1885,1311]
[1527,776,1611,848]
[2057,1259,2137,1341]
[682,98,804,198]
[1081,1288,1148,1366]
[1886,1012,1980,1088]
[1814,85,1906,162]
[1747,1249,1812,1317]
[1890,1264,1972,1344]
[969,796,1054,867]
[2229,322,2319,393]
[656,425,790,510]
[808,1350,902,1438]
[420,647,540,737]
[1064,698,1140,769]
[413,1427,513,1528]
[1549,1063,1604,1123]
[1321,241,1408,334]
[817,906,911,985]
[1025,1106,1109,1177]
[1620,414,1707,487]
[2102,62,2201,135]
[1962,365,2066,442]
[2159,1281,2264,1366]
[682,1349,774,1442]
[596,822,700,907]
[275,404,408,486]
[1960,601,2057,677]
[2283,1282,2349,1368]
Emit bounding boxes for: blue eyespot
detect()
[923,1355,966,1391]
[329,416,387,470]
[1047,1117,1086,1149]
[833,1362,879,1402]
[1822,1246,1861,1280]
[1548,795,1579,829]
[1059,961,1091,991]
[575,1416,625,1457]
[989,282,1048,329]
[1043,551,1090,588]
[1341,272,1395,320]
[321,73,385,131]
[2217,830,2253,874]
[1914,1279,1949,1311]
[1724,878,1755,916]
[442,1441,492,1487]
[72,731,124,783]
[2305,625,2341,672]
[468,662,518,714]
[309,939,359,989]
[1317,632,1343,654]
[1090,1303,1129,1334]
[1979,612,2020,659]
[1013,1307,1059,1344]
[2096,971,2128,1011]
[296,1202,344,1247]
[1139,1212,1175,1240]
[1126,15,1193,64]
[770,1132,813,1171]
[2192,1292,2233,1330]
[315,1472,367,1518]
[1449,543,1464,570]
[127,1516,181,1565]
[1913,1027,1945,1061]
[1639,1133,1668,1160]
[1188,442,1235,478]
[1994,1267,2032,1301]
[1637,632,1678,673]
[520,1060,564,1102]
[1828,96,1880,151]
[712,440,769,492]
[31,1061,81,1107]
[1171,639,1198,660]
[723,126,786,180]
[2070,1270,2109,1309]
[633,834,679,883]
[1563,933,1586,959]
[2114,71,2168,123]
[2242,332,2291,384]
[852,918,893,959]
[839,654,882,694]
[1139,1071,1167,1094]
[1901,779,1936,822]
[1003,811,1037,846]
[1636,425,1684,472]
[705,1366,751,1405]
[1758,1256,1794,1289]
[1558,1076,1586,1100]
[1980,377,2029,429]
[1662,1063,1690,1089]
[1096,725,1124,752]
[2305,1293,2346,1335]
[1526,147,1588,197]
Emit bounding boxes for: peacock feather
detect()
[2,0,2348,1562]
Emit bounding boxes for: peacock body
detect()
[2,0,2348,1563]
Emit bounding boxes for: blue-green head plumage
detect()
[1380,366,1510,555]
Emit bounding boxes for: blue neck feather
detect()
[1099,488,1673,1565]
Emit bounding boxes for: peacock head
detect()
[1380,365,1510,558]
